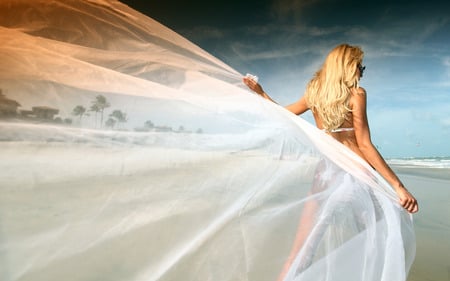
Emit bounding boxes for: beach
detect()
[391,165,450,281]
[1,128,448,280]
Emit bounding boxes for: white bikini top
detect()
[325,127,355,133]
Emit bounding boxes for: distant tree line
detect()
[72,95,203,133]
[1,90,203,133]
[138,119,203,134]
[72,95,127,129]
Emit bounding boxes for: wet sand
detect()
[392,166,450,281]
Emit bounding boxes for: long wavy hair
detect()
[305,44,364,131]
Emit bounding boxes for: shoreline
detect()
[392,165,450,181]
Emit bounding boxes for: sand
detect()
[1,139,448,281]
[392,166,450,281]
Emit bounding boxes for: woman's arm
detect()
[242,77,309,115]
[351,88,418,213]
[242,76,277,103]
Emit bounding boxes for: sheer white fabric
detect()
[0,1,415,281]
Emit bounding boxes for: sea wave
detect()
[387,157,450,169]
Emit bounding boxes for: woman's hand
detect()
[243,76,265,96]
[394,185,419,213]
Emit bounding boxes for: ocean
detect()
[389,156,450,168]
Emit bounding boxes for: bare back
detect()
[311,87,368,161]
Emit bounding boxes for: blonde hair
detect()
[305,43,364,131]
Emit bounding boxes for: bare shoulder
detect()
[350,87,366,102]
[349,87,367,111]
[353,87,366,96]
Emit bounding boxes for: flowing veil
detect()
[0,1,415,281]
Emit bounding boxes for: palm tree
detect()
[105,117,116,129]
[89,103,100,128]
[72,105,86,123]
[91,95,110,128]
[109,109,127,129]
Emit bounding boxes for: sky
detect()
[120,0,450,158]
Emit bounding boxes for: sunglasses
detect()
[358,64,366,77]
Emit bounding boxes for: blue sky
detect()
[122,0,450,158]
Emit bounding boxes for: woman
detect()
[244,43,418,280]
[243,43,418,214]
